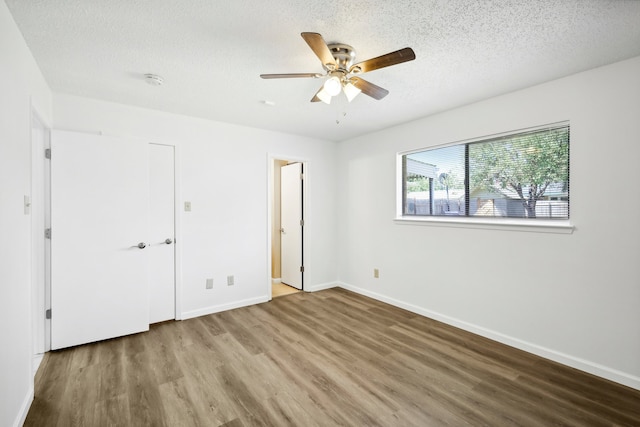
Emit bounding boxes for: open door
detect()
[280,162,303,290]
[50,130,150,349]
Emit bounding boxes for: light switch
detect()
[184,201,192,212]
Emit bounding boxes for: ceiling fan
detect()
[260,32,416,104]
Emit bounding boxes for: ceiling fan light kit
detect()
[323,75,342,96]
[260,32,415,104]
[316,88,333,104]
[343,82,361,102]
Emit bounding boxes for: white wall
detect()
[0,2,52,426]
[53,94,338,318]
[337,56,640,389]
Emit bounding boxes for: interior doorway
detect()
[270,158,305,298]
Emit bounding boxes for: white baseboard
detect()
[32,353,44,377]
[15,386,34,427]
[180,283,337,320]
[305,282,338,292]
[271,278,281,284]
[180,295,270,320]
[337,281,640,391]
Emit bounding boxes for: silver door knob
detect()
[164,238,173,245]
[137,242,146,249]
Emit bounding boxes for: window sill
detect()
[394,216,574,234]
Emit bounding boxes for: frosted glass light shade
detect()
[316,88,332,104]
[323,76,342,96]
[343,82,361,102]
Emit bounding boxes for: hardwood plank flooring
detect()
[272,282,300,298]
[26,288,640,426]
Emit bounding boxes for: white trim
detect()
[14,387,34,427]
[337,281,640,391]
[171,143,183,320]
[267,157,274,298]
[30,101,52,359]
[394,216,574,234]
[32,353,44,376]
[305,282,338,292]
[271,278,282,284]
[181,295,270,320]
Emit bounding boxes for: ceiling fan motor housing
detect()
[326,43,357,73]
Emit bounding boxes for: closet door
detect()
[148,143,176,324]
[50,130,149,349]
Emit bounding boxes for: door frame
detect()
[279,162,303,290]
[37,134,184,352]
[267,154,307,299]
[30,104,51,362]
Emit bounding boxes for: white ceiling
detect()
[6,0,640,142]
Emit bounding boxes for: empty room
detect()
[1,0,639,425]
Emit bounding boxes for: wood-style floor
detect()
[272,282,300,298]
[26,288,640,426]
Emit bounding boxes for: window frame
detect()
[396,122,573,234]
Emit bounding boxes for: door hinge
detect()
[300,173,304,180]
[300,219,304,227]
[45,148,51,159]
[45,228,51,239]
[45,309,51,319]
[300,266,304,273]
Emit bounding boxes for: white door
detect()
[148,144,175,324]
[280,163,303,289]
[50,131,150,350]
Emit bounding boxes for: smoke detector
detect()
[144,73,164,86]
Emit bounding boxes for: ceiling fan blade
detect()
[350,77,389,100]
[349,47,415,74]
[301,32,337,69]
[260,73,322,79]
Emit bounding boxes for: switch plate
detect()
[184,201,192,212]
[227,275,234,286]
[374,268,379,278]
[206,278,213,289]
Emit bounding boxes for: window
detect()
[402,124,569,219]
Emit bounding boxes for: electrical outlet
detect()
[184,201,192,212]
[374,268,379,278]
[227,275,234,286]
[206,278,213,289]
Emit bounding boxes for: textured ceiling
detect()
[6,0,640,141]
